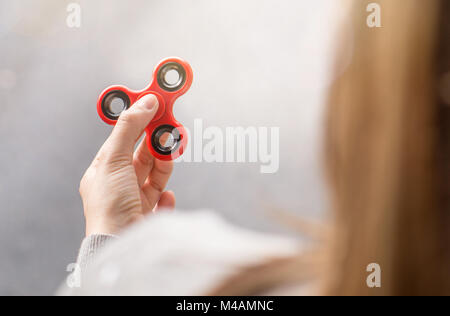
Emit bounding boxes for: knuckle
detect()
[118,110,138,126]
[150,180,164,194]
[117,112,136,127]
[137,152,153,167]
[165,162,174,174]
[157,162,174,176]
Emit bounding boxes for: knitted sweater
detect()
[59,210,303,296]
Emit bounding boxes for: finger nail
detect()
[139,94,158,111]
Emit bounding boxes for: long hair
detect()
[323,0,449,295]
[210,0,450,296]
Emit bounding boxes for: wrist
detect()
[85,218,121,237]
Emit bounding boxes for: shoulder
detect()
[61,210,302,296]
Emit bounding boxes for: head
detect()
[323,0,450,295]
[211,0,450,295]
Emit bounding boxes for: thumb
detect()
[108,94,159,155]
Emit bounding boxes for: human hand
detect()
[79,94,175,236]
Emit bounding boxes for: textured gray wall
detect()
[0,0,339,295]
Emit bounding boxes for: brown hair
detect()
[210,0,450,296]
[323,0,449,295]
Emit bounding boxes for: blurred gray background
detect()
[0,0,342,295]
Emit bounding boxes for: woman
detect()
[62,0,450,295]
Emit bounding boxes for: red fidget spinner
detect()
[97,57,193,161]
